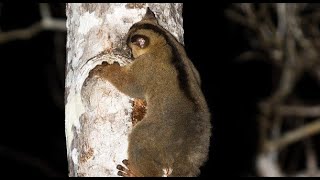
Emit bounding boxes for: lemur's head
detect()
[126,7,168,58]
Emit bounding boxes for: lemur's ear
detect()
[142,7,158,24]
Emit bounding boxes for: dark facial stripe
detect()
[128,23,197,106]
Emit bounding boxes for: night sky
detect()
[0,3,318,177]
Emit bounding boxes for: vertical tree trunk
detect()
[65,3,183,177]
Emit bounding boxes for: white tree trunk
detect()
[65,3,183,177]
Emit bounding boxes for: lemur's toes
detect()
[117,170,128,177]
[116,164,126,171]
[122,159,129,166]
[116,159,137,177]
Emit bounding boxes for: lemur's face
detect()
[126,7,164,59]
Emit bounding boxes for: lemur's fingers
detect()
[122,159,129,166]
[116,159,137,177]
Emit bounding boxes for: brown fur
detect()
[90,8,211,177]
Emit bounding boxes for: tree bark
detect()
[65,3,183,177]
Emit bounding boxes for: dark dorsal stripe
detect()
[128,23,197,106]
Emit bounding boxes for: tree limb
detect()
[256,151,283,177]
[0,3,66,44]
[305,140,318,175]
[265,119,320,151]
[277,105,320,118]
[227,3,320,177]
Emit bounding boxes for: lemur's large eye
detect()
[130,35,149,49]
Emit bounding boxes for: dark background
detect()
[0,3,317,177]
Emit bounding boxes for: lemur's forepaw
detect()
[88,62,108,78]
[116,159,136,177]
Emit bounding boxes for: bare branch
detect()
[267,64,300,105]
[256,151,283,177]
[276,3,287,38]
[227,3,320,177]
[41,18,66,31]
[40,3,51,18]
[225,9,255,29]
[266,119,320,151]
[0,3,66,44]
[277,105,320,118]
[0,22,42,43]
[305,140,318,175]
